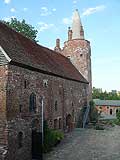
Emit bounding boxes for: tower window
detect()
[67,56,71,60]
[80,54,83,57]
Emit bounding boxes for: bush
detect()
[116,111,120,122]
[95,124,104,130]
[43,121,64,153]
[89,100,100,123]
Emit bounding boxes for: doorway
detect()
[32,119,42,159]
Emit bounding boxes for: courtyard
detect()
[44,126,120,160]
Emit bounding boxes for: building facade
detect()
[0,9,92,160]
[94,99,120,119]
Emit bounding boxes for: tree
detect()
[1,18,38,42]
[92,87,120,100]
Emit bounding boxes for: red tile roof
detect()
[0,22,88,83]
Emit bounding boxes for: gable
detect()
[0,46,11,66]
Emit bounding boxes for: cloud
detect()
[40,7,51,16]
[38,22,54,32]
[10,8,16,12]
[73,0,77,4]
[23,8,28,12]
[82,5,106,16]
[62,17,72,25]
[52,8,56,12]
[4,0,11,4]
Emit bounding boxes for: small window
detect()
[99,106,102,109]
[29,93,36,112]
[54,119,58,129]
[18,132,23,148]
[24,80,27,89]
[59,118,62,129]
[19,105,22,113]
[67,56,71,61]
[110,109,112,115]
[55,101,58,111]
[116,109,119,114]
[107,106,109,109]
[43,79,48,88]
[80,54,83,57]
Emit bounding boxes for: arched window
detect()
[54,119,58,129]
[18,132,23,148]
[29,93,36,112]
[55,101,58,111]
[110,109,112,115]
[116,109,119,114]
[59,118,62,129]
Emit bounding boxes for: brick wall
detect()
[0,63,88,160]
[0,65,8,145]
[62,39,92,100]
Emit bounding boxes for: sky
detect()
[0,0,120,92]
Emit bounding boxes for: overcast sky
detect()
[1,0,120,92]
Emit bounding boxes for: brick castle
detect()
[0,10,92,160]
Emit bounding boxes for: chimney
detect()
[54,38,61,52]
[68,27,72,41]
[56,38,60,48]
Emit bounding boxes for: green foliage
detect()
[89,100,99,123]
[116,111,120,123]
[43,121,64,153]
[95,124,104,130]
[111,119,119,126]
[92,87,120,100]
[1,18,38,42]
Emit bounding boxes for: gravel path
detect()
[43,126,120,160]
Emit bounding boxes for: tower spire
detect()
[72,9,84,39]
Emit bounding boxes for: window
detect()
[54,119,58,129]
[43,79,48,88]
[116,109,119,114]
[24,80,27,89]
[59,118,62,129]
[29,93,36,112]
[80,54,83,57]
[55,101,58,111]
[19,105,22,113]
[67,56,71,60]
[18,132,23,148]
[110,109,112,115]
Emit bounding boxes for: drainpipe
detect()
[40,96,44,146]
[41,96,44,146]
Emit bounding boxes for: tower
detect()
[61,9,92,100]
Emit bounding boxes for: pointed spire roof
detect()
[72,9,84,39]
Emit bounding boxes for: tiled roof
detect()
[0,22,88,83]
[93,99,120,106]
